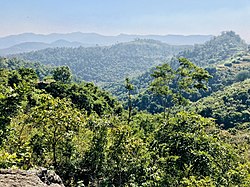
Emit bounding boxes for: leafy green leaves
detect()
[193,79,250,129]
[53,66,72,83]
[150,58,211,116]
[0,65,249,187]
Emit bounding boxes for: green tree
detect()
[4,95,85,169]
[30,96,84,168]
[53,66,72,83]
[0,68,38,145]
[150,63,174,118]
[235,70,250,82]
[154,112,245,186]
[150,58,211,117]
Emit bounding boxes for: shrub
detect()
[224,62,233,67]
[236,70,250,82]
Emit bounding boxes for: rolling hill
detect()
[102,32,250,114]
[191,79,250,129]
[170,31,247,68]
[0,40,89,55]
[13,39,191,84]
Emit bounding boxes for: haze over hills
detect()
[0,32,213,55]
[0,40,87,55]
[10,31,247,88]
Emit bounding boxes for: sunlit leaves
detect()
[150,58,211,116]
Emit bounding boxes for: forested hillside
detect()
[13,39,191,84]
[124,51,250,113]
[104,32,249,110]
[0,57,51,80]
[1,60,250,186]
[170,31,248,67]
[191,79,250,129]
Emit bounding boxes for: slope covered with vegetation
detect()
[125,51,250,114]
[103,32,250,114]
[191,79,250,129]
[0,57,51,80]
[1,59,250,186]
[13,39,191,84]
[171,31,248,67]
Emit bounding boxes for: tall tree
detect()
[150,63,174,118]
[53,66,72,83]
[150,58,211,117]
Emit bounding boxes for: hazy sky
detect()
[1,0,250,41]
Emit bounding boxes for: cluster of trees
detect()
[128,51,250,114]
[171,31,247,68]
[192,79,250,129]
[104,32,250,114]
[13,39,191,84]
[0,57,250,186]
[0,57,50,80]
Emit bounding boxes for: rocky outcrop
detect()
[0,168,64,187]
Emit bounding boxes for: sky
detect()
[0,0,250,41]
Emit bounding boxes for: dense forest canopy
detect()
[171,31,248,68]
[0,62,250,186]
[12,39,191,85]
[191,79,250,129]
[103,31,250,108]
[0,57,51,80]
[0,31,250,186]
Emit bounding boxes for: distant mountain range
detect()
[0,40,89,55]
[0,32,213,55]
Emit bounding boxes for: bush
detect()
[231,60,241,64]
[224,62,233,67]
[236,70,250,82]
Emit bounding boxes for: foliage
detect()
[172,31,247,68]
[0,57,250,186]
[53,66,72,83]
[151,58,211,106]
[127,58,211,115]
[235,70,250,81]
[44,81,122,116]
[192,79,250,129]
[153,112,242,186]
[0,57,51,80]
[14,39,191,84]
